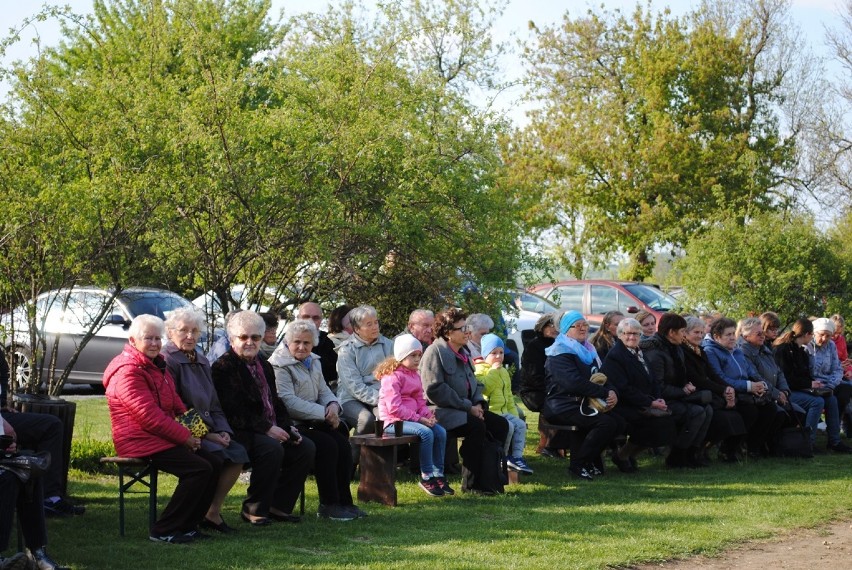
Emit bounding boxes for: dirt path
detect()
[631,520,852,569]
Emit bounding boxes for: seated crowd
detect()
[4,300,850,559]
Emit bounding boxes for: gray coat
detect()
[269,343,340,425]
[336,333,394,407]
[420,337,486,431]
[738,338,790,397]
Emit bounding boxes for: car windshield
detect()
[120,290,192,319]
[623,284,677,311]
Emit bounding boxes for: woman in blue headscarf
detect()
[543,311,623,480]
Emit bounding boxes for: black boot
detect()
[665,447,689,469]
[30,548,69,570]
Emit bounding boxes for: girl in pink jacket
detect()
[376,334,452,497]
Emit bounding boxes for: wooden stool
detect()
[538,421,581,461]
[100,457,158,536]
[350,434,418,506]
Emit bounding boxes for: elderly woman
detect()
[519,313,567,458]
[336,305,394,437]
[543,310,622,480]
[773,318,852,453]
[738,317,794,424]
[163,307,249,534]
[680,316,746,462]
[211,312,314,525]
[421,308,509,493]
[639,313,713,467]
[811,318,852,437]
[601,318,675,472]
[270,320,362,522]
[104,315,218,544]
[465,313,495,359]
[703,317,778,458]
[590,311,624,361]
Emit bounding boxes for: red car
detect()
[527,280,678,327]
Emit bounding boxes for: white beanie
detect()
[394,334,422,361]
[813,318,835,334]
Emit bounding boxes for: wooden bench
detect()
[100,457,158,536]
[350,434,418,506]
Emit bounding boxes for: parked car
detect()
[528,280,678,327]
[1,287,194,391]
[502,290,560,360]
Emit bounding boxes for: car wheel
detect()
[8,344,33,388]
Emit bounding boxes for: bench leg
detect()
[357,445,400,506]
[117,464,157,536]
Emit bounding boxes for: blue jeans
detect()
[502,413,527,458]
[790,391,824,445]
[385,421,446,477]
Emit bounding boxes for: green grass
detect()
[40,399,852,569]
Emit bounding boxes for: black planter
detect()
[13,393,77,496]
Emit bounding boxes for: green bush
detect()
[70,438,116,474]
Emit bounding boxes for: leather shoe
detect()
[611,453,637,473]
[568,464,594,481]
[30,548,69,570]
[240,511,272,526]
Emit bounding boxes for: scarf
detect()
[545,334,598,365]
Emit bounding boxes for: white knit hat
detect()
[813,318,835,334]
[394,334,423,361]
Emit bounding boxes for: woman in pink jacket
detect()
[375,334,451,497]
[103,315,219,544]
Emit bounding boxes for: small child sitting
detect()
[474,334,533,474]
[375,334,453,497]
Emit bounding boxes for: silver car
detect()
[2,287,193,391]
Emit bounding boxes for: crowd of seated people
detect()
[10,299,848,562]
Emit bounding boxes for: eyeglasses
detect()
[236,334,262,342]
[452,324,471,332]
[569,324,589,330]
[622,332,640,337]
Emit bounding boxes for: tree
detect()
[677,210,842,324]
[511,0,804,279]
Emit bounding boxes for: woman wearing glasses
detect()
[543,310,622,480]
[420,307,509,494]
[212,312,314,526]
[103,315,219,544]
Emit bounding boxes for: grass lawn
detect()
[39,398,852,569]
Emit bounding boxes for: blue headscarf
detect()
[545,310,598,365]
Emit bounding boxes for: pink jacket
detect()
[378,367,433,423]
[103,343,190,458]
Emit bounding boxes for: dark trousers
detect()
[736,400,782,453]
[300,425,353,507]
[235,431,314,516]
[446,411,509,490]
[2,411,63,499]
[146,446,220,535]
[0,471,46,553]
[834,382,852,422]
[545,408,623,468]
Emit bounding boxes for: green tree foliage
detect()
[677,211,842,324]
[511,0,799,279]
[0,0,523,344]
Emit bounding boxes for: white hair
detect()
[284,319,319,346]
[227,311,265,339]
[617,318,642,335]
[128,314,165,339]
[164,307,206,332]
[467,313,494,332]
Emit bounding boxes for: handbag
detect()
[805,387,833,398]
[683,390,712,405]
[176,408,209,438]
[0,450,52,483]
[773,412,813,458]
[581,372,611,416]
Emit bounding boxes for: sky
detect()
[1,0,848,124]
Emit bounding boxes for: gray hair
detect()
[409,309,434,323]
[617,318,642,335]
[164,307,206,332]
[467,313,494,332]
[284,319,319,346]
[128,314,165,339]
[684,316,705,332]
[227,311,265,339]
[349,305,378,331]
[737,317,763,338]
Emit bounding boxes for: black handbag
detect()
[773,413,813,458]
[461,435,506,495]
[0,450,52,482]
